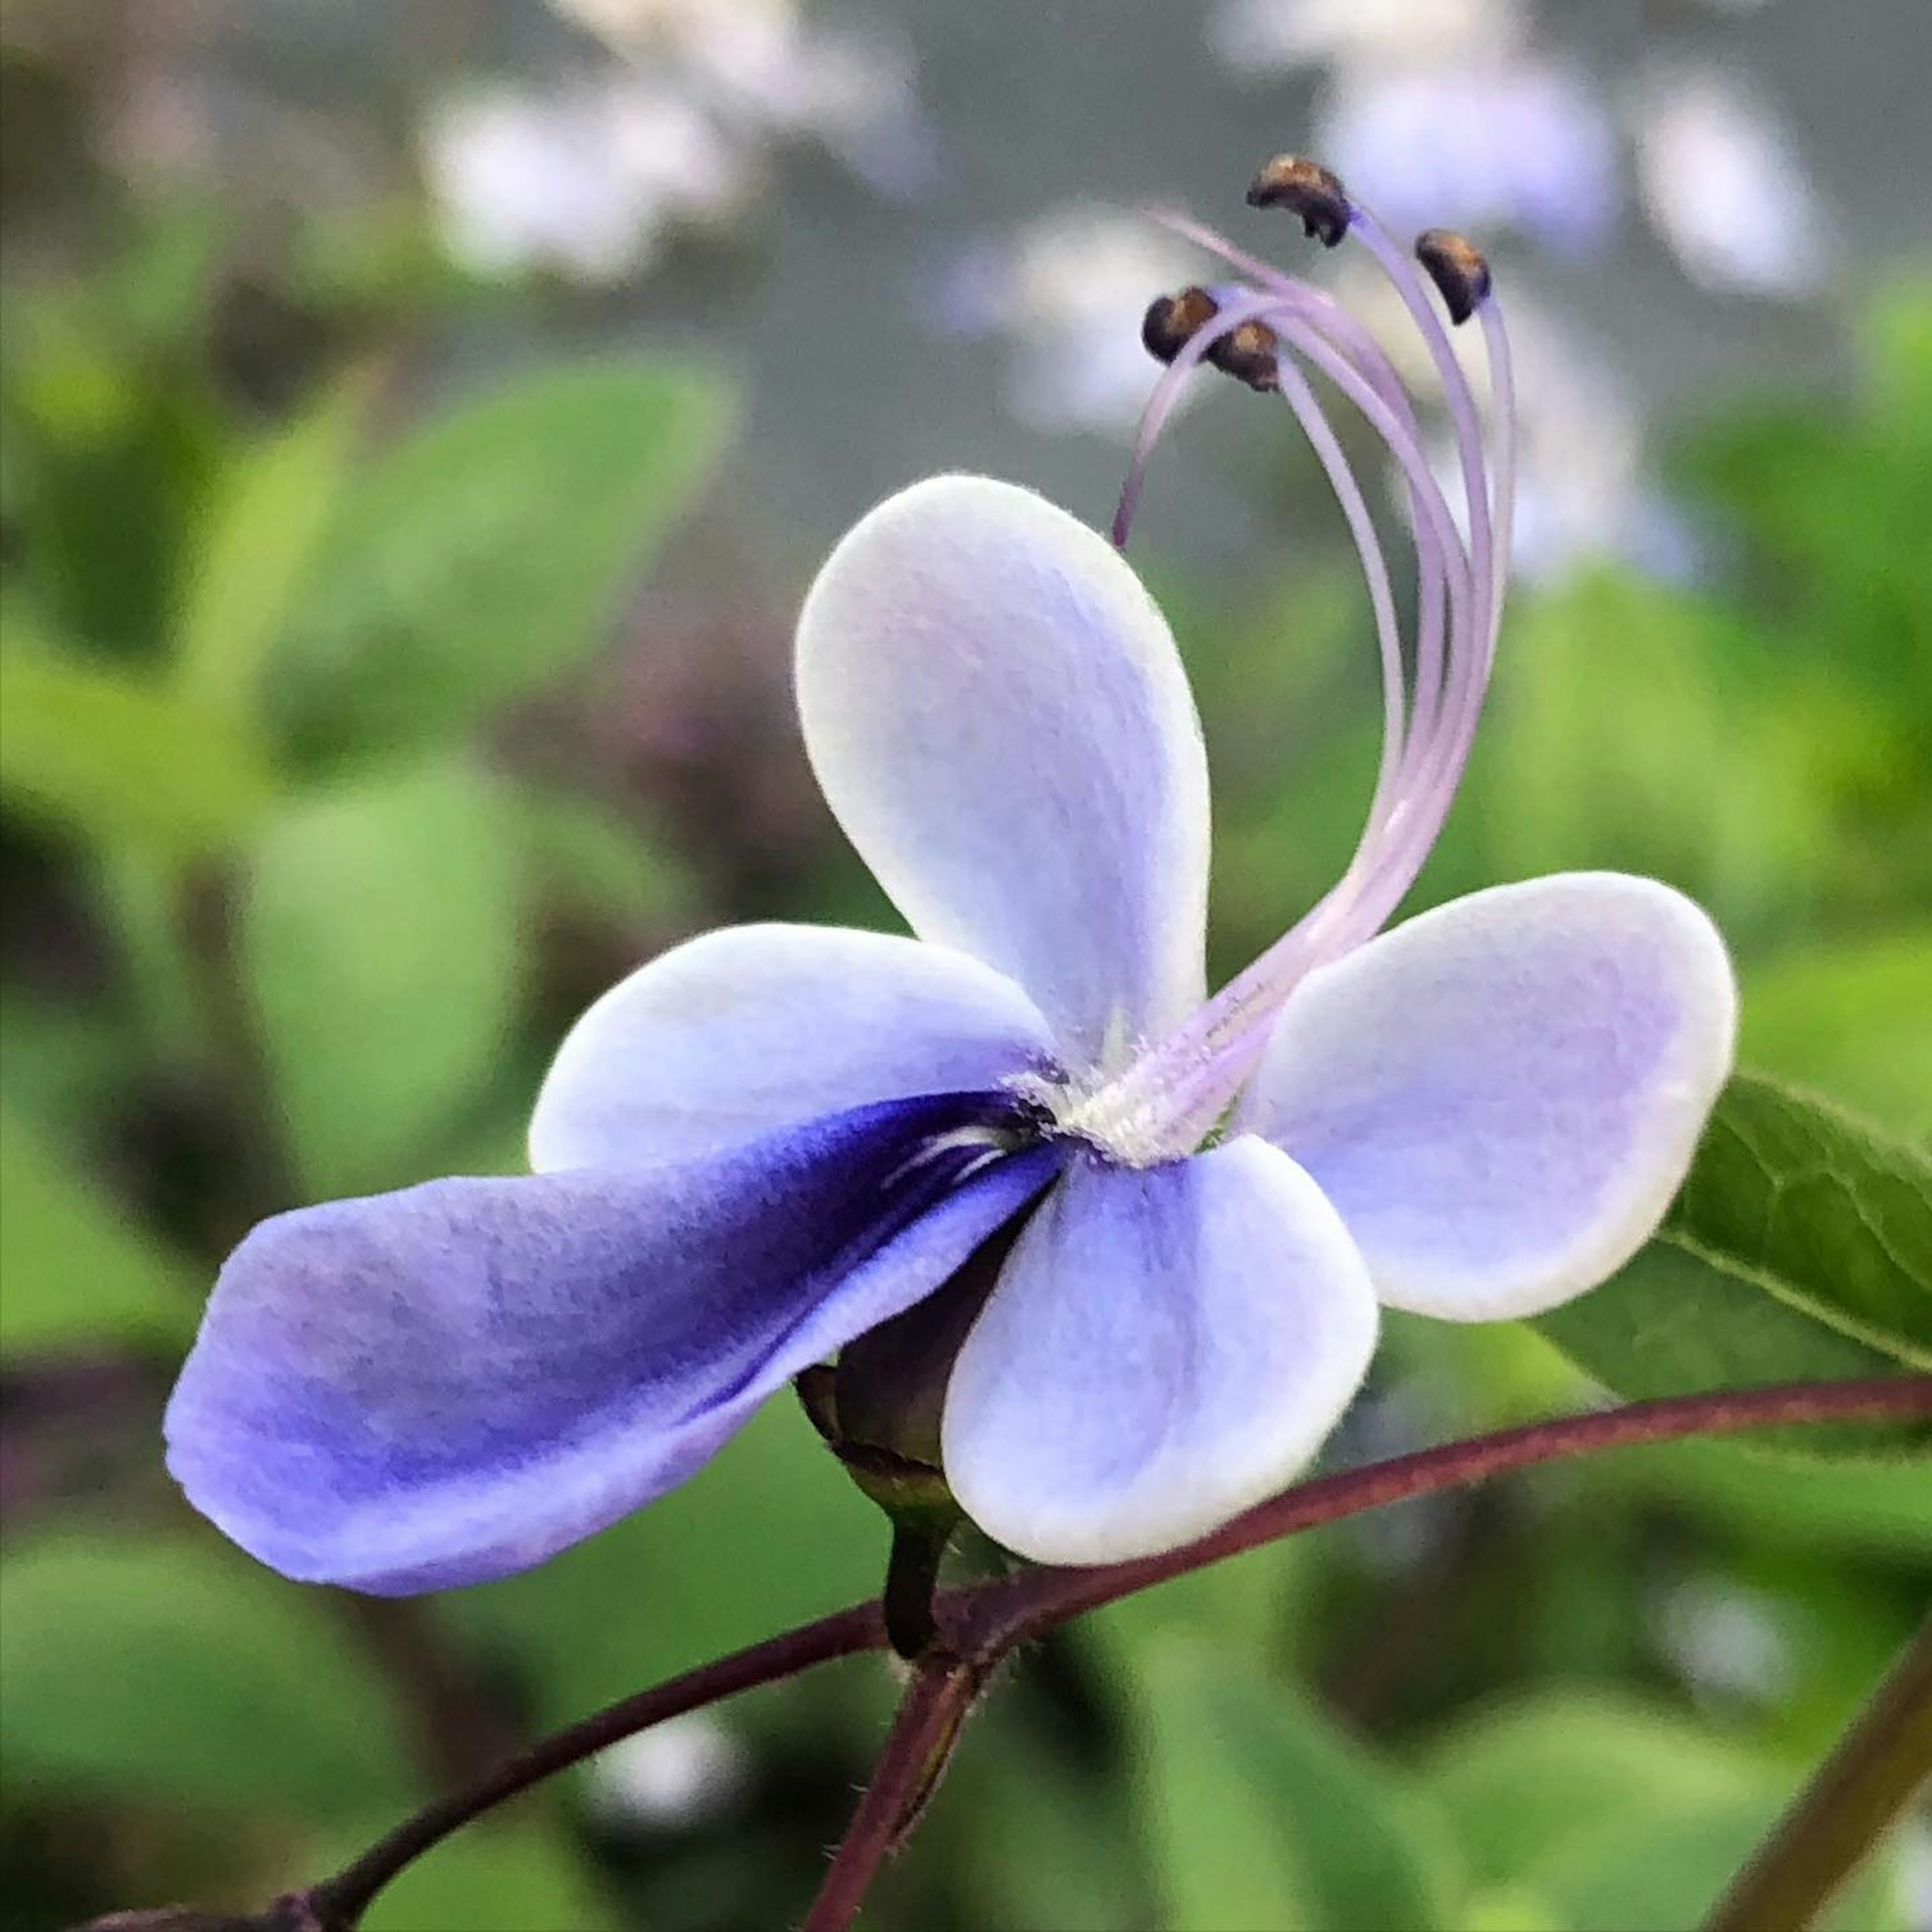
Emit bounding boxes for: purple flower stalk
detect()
[167,163,1736,1592]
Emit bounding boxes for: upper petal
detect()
[941,1138,1379,1566]
[167,1096,1060,1593]
[529,921,1058,1172]
[795,474,1211,1071]
[1240,872,1738,1320]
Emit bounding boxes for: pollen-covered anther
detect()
[1414,228,1493,327]
[1245,155,1352,247]
[1208,318,1280,392]
[1141,285,1220,365]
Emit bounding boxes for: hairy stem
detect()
[105,1377,1923,1932]
[802,1655,981,1932]
[1702,1613,1932,1932]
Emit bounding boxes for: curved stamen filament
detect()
[1083,182,1517,1161]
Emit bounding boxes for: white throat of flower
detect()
[1036,162,1518,1170]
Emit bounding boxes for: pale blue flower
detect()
[167,177,1736,1592]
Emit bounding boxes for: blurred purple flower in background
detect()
[1629,63,1837,298]
[165,174,1735,1594]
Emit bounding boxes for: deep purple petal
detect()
[795,475,1211,1071]
[941,1138,1378,1565]
[1239,872,1737,1319]
[167,1096,1060,1593]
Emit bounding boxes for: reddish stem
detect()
[801,1655,981,1932]
[304,1600,886,1928]
[119,1375,1924,1932]
[952,1378,1929,1656]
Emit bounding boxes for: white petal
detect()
[1241,872,1737,1320]
[941,1138,1379,1566]
[530,922,1057,1172]
[794,474,1211,1072]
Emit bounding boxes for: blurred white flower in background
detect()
[927,204,1204,438]
[424,0,935,284]
[1629,64,1837,298]
[1210,0,1523,74]
[586,1710,751,1831]
[422,79,746,283]
[1653,1576,1795,1708]
[553,0,936,200]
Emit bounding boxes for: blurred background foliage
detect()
[1,2,1928,1929]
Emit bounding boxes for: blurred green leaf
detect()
[513,783,697,930]
[240,761,523,1196]
[1741,931,1932,1139]
[1417,1691,1772,1887]
[1535,1073,1932,1438]
[931,1712,1149,1932]
[335,1823,613,1932]
[175,372,373,720]
[0,628,277,854]
[447,1403,883,1729]
[1476,573,1832,939]
[1417,1692,1902,1932]
[1605,1435,1932,1560]
[0,1531,415,1819]
[1124,1637,1457,1932]
[0,1105,197,1356]
[273,360,734,758]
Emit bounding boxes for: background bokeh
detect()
[2,2,1928,1927]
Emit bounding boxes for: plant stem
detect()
[802,1656,981,1932]
[108,1376,1923,1932]
[302,1600,886,1929]
[1702,1614,1932,1932]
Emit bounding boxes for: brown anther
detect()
[1208,317,1280,392]
[1141,285,1220,364]
[1245,154,1352,247]
[1414,228,1492,326]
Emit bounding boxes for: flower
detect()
[166,164,1736,1594]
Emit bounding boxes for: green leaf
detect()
[0,1530,416,1820]
[0,1105,197,1356]
[240,761,523,1196]
[1120,1636,1458,1931]
[273,360,734,758]
[1535,1072,1932,1441]
[175,371,372,720]
[1671,1073,1930,1363]
[0,629,276,855]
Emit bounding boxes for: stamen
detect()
[1082,157,1521,1161]
[1113,284,1278,548]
